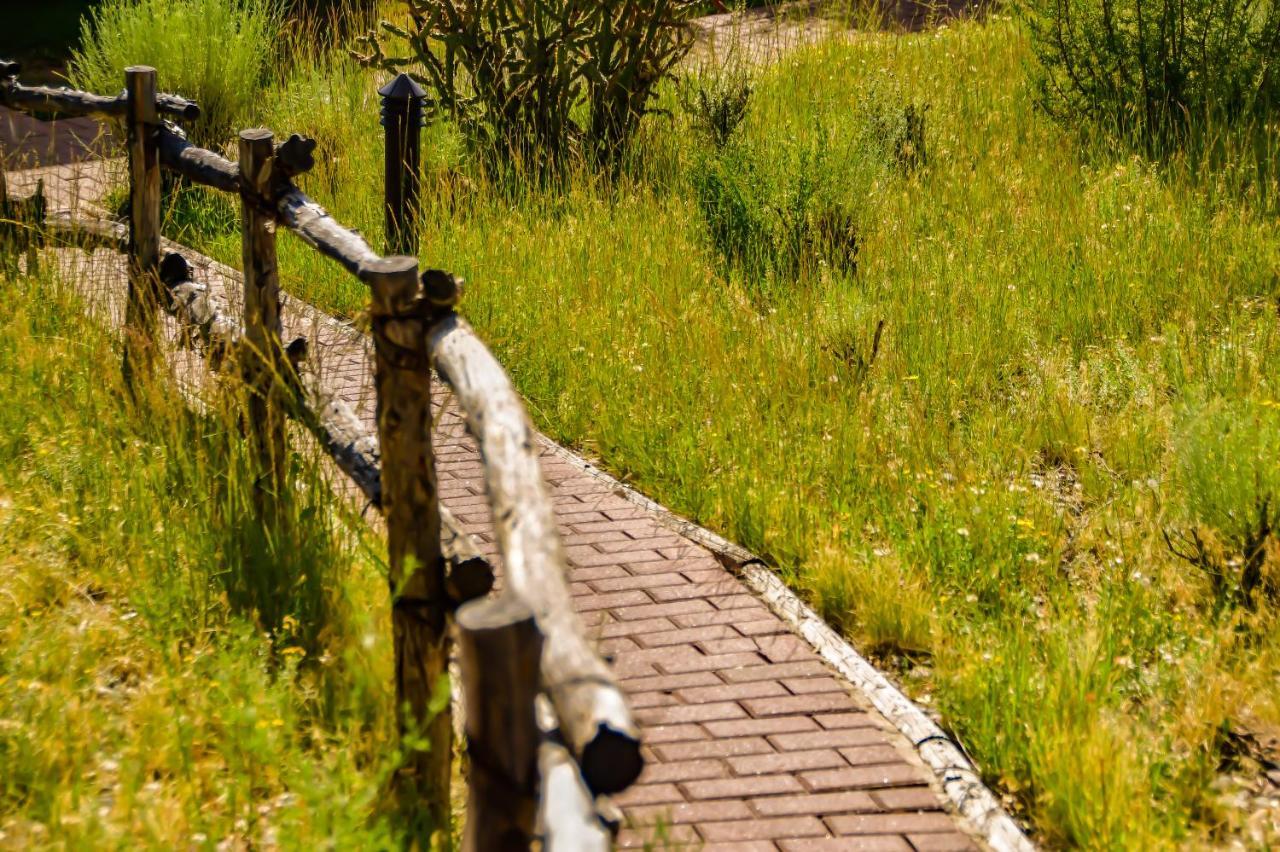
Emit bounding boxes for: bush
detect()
[70,0,285,149]
[355,0,700,174]
[1171,399,1280,611]
[680,61,754,149]
[1024,0,1280,152]
[690,77,925,298]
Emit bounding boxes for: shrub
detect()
[1024,0,1280,153]
[680,61,754,149]
[354,0,700,174]
[690,78,924,298]
[1170,399,1280,611]
[70,0,285,149]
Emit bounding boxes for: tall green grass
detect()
[161,14,1280,849]
[69,0,284,148]
[0,270,422,847]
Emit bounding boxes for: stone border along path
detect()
[6,139,1033,852]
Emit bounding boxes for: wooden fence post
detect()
[457,595,543,851]
[380,74,425,256]
[238,128,288,499]
[122,66,161,387]
[364,256,452,833]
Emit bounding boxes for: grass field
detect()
[4,0,1275,844]
[154,15,1280,847]
[0,272,445,847]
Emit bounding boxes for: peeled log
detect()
[457,594,542,851]
[427,312,642,795]
[536,697,612,852]
[157,126,238,193]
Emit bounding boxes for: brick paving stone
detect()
[783,676,848,695]
[779,837,912,851]
[673,679,786,703]
[596,616,676,638]
[721,661,835,682]
[699,816,827,842]
[729,749,849,775]
[703,716,820,738]
[750,791,881,817]
[744,693,858,717]
[625,799,753,825]
[826,813,957,836]
[615,599,715,620]
[682,774,806,800]
[15,155,979,852]
[801,764,927,792]
[873,788,946,811]
[839,745,910,766]
[634,624,742,648]
[652,736,773,762]
[736,618,792,636]
[908,833,980,851]
[612,783,684,806]
[635,701,748,725]
[634,758,730,784]
[588,572,688,592]
[657,650,766,675]
[643,724,709,744]
[619,671,721,693]
[815,712,881,729]
[770,728,890,751]
[697,636,761,654]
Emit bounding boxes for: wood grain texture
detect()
[122,66,162,388]
[426,312,642,795]
[276,185,381,278]
[238,129,288,498]
[0,79,199,121]
[457,594,542,852]
[365,256,453,832]
[157,126,238,193]
[537,697,612,852]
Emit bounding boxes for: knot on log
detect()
[159,251,191,286]
[422,269,463,309]
[276,134,318,179]
[285,335,309,368]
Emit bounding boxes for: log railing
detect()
[1,61,639,849]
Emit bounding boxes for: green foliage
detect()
[0,272,413,846]
[1171,399,1280,610]
[69,0,284,148]
[1023,0,1280,152]
[688,76,925,298]
[355,0,700,173]
[167,18,1280,848]
[679,62,754,149]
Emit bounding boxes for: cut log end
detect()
[579,726,644,795]
[446,556,494,607]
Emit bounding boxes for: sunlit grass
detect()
[0,271,418,847]
[161,14,1280,849]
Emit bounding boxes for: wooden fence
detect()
[1,61,640,850]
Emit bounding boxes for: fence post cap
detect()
[378,73,426,101]
[124,65,157,75]
[239,127,275,143]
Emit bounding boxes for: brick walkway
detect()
[5,145,991,849]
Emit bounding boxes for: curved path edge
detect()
[537,439,1036,852]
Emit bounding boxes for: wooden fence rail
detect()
[0,61,639,849]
